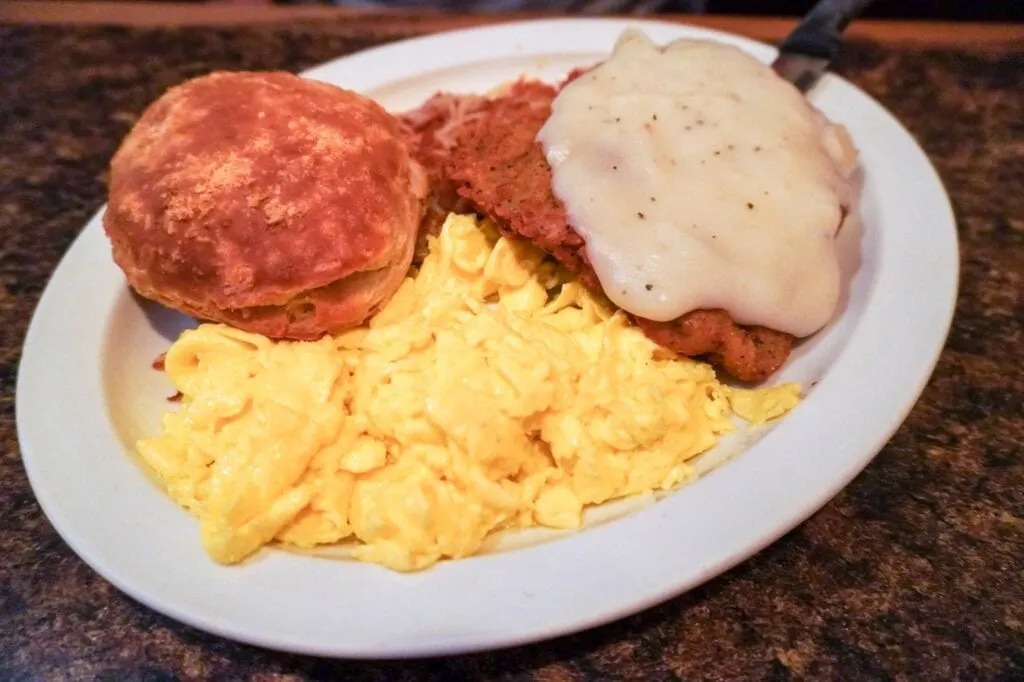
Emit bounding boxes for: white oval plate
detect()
[17,18,958,659]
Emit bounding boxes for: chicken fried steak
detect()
[443,79,794,383]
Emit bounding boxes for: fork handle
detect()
[780,0,878,62]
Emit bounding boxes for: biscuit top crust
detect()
[105,71,425,312]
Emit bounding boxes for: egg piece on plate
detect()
[138,214,801,571]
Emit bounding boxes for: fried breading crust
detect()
[443,79,794,383]
[399,92,488,261]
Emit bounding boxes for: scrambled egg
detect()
[138,214,801,571]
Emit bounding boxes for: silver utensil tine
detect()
[772,0,877,93]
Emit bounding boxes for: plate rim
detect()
[16,17,959,659]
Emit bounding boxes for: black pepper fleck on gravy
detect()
[0,24,1022,681]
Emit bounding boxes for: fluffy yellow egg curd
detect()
[137,214,800,571]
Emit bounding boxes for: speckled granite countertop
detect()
[1,22,1022,681]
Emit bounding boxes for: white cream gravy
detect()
[537,30,857,337]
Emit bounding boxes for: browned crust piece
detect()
[399,92,489,262]
[105,71,426,340]
[445,79,794,383]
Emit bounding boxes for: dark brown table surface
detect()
[1,12,1022,681]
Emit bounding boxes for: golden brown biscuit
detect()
[104,71,427,339]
